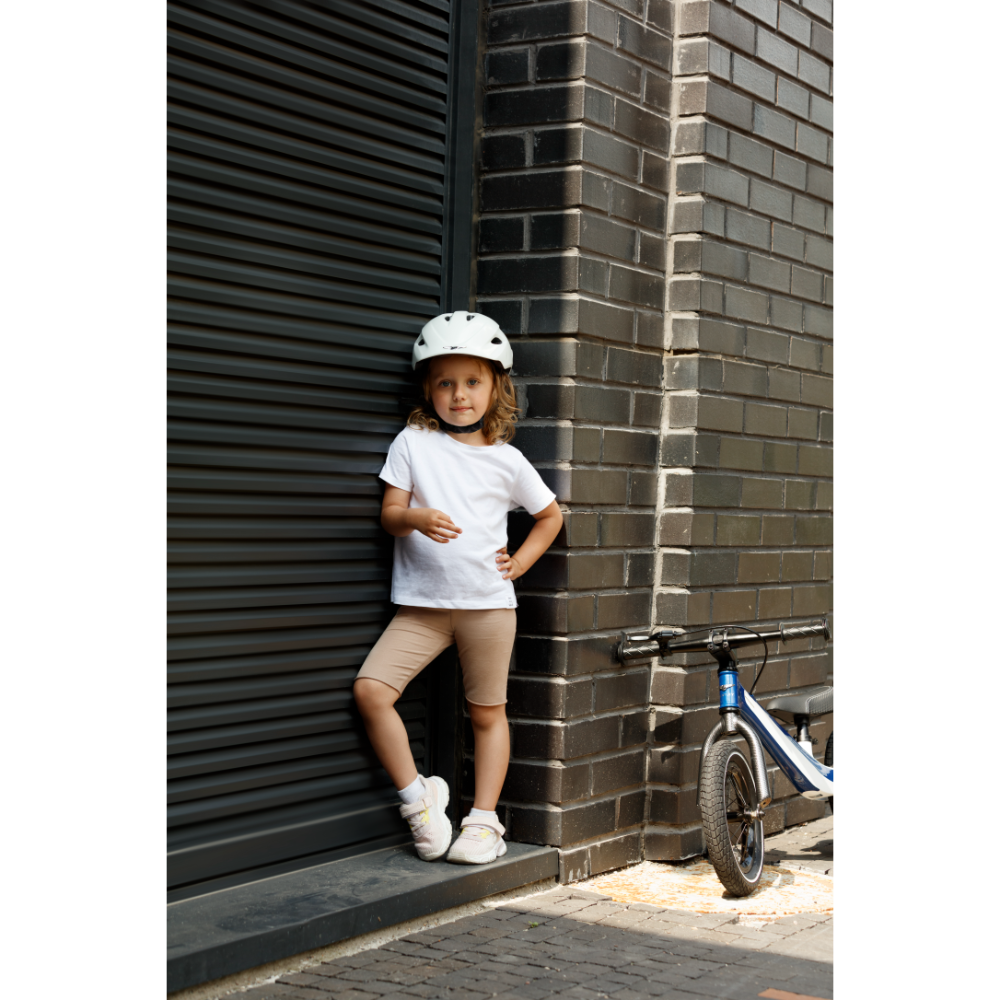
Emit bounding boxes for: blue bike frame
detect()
[699,672,833,806]
[740,683,832,795]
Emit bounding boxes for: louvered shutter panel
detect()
[167,0,471,891]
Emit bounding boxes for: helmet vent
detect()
[466,314,474,321]
[490,337,502,344]
[444,314,452,321]
[416,336,425,346]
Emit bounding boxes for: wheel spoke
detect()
[731,777,748,810]
[734,822,749,864]
[730,762,756,868]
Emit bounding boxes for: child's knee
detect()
[468,702,507,727]
[353,677,397,714]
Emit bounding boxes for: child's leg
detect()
[353,678,419,791]
[467,702,510,810]
[354,607,453,791]
[453,609,517,811]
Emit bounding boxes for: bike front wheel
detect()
[700,741,765,896]
[825,731,833,812]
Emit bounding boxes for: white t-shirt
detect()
[379,426,557,609]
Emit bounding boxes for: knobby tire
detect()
[700,740,765,897]
[825,731,833,812]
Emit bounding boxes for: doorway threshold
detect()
[167,840,558,993]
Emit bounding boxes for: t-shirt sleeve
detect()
[379,430,414,491]
[510,452,557,515]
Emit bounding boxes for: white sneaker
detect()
[399,776,451,861]
[446,814,507,865]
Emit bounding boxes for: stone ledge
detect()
[167,841,559,993]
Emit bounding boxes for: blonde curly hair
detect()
[407,357,519,445]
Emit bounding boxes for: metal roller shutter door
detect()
[167,0,475,892]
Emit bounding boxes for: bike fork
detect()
[696,655,772,811]
[696,713,772,810]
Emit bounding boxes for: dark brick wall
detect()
[468,0,832,880]
[652,0,833,853]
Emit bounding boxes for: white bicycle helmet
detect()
[412,311,513,372]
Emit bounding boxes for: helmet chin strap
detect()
[438,415,484,434]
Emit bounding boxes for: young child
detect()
[353,310,563,865]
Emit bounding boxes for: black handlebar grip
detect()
[779,621,830,641]
[617,641,661,661]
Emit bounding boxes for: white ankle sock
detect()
[398,775,425,805]
[469,807,496,821]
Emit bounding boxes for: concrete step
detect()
[167,840,559,993]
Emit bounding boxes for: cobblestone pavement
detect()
[241,818,833,1000]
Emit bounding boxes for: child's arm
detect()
[381,485,462,543]
[496,500,563,580]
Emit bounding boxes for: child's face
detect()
[426,355,495,428]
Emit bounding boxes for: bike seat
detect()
[766,686,833,720]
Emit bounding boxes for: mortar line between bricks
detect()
[668,188,836,225]
[516,372,662,382]
[484,215,678,240]
[669,115,833,159]
[677,112,836,148]
[509,664,656,681]
[674,63,834,121]
[667,200,832,240]
[661,349,833,366]
[662,384,831,401]
[679,308,830,334]
[504,708,645,724]
[500,788,647,812]
[482,159,671,194]
[669,266,837,286]
[660,465,834,476]
[666,229,834,265]
[502,744,653,767]
[490,43,669,73]
[480,249,668,280]
[672,41,833,98]
[669,124,832,170]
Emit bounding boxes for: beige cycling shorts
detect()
[356,606,516,706]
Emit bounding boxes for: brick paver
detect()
[238,818,832,1000]
[763,816,833,876]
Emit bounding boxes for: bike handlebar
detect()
[617,619,829,660]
